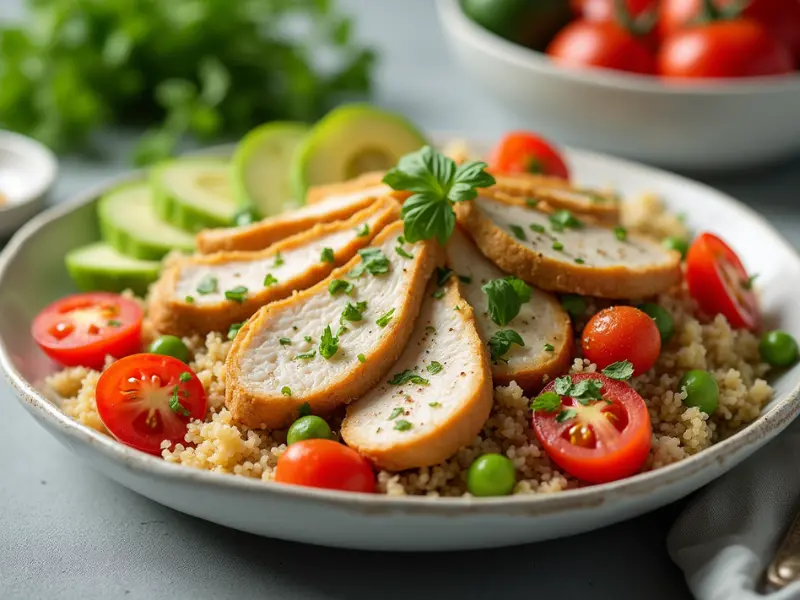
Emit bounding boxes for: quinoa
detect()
[40,195,775,497]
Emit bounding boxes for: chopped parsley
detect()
[320,247,335,263]
[341,300,368,323]
[294,350,316,360]
[432,288,445,299]
[458,274,472,284]
[304,335,312,343]
[556,409,578,423]
[436,267,453,286]
[351,247,390,277]
[560,294,586,318]
[395,246,414,259]
[357,353,366,363]
[481,276,532,327]
[427,361,443,374]
[185,295,195,303]
[393,419,412,432]
[530,223,546,234]
[553,375,604,405]
[509,224,527,241]
[614,226,628,241]
[376,308,395,328]
[169,386,191,417]
[743,274,758,291]
[319,326,339,359]
[196,275,218,295]
[574,258,585,264]
[552,241,564,251]
[549,210,583,231]
[298,402,312,417]
[525,198,539,208]
[107,319,121,327]
[281,386,292,397]
[388,370,429,386]
[602,360,634,381]
[388,407,404,420]
[263,273,278,287]
[179,372,192,383]
[227,322,243,340]
[488,329,525,363]
[329,279,354,296]
[355,223,370,237]
[279,337,292,346]
[429,402,441,408]
[530,391,561,412]
[544,343,554,352]
[273,253,285,267]
[382,145,495,244]
[224,286,248,303]
[336,324,348,337]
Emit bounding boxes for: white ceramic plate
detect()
[1,140,799,551]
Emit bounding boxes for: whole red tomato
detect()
[547,20,656,74]
[658,0,800,63]
[659,20,794,78]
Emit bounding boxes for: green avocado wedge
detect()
[65,242,162,296]
[290,104,428,202]
[232,121,310,218]
[150,158,238,232]
[98,181,196,260]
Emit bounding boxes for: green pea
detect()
[147,335,190,363]
[637,303,675,343]
[467,453,516,497]
[287,415,332,445]
[679,370,719,415]
[561,294,587,319]
[233,205,260,227]
[759,330,799,367]
[662,237,689,259]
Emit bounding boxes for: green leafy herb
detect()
[481,276,531,327]
[196,276,218,295]
[341,301,368,323]
[525,198,539,208]
[549,210,583,231]
[179,372,192,383]
[574,258,585,264]
[298,403,312,418]
[336,324,348,337]
[294,350,316,360]
[263,273,278,287]
[319,326,339,359]
[353,248,390,276]
[602,360,634,381]
[743,274,758,290]
[544,343,555,352]
[530,223,546,234]
[185,295,195,304]
[488,329,525,363]
[614,226,628,241]
[561,294,587,319]
[429,402,441,408]
[436,267,453,286]
[553,375,604,405]
[273,253,285,267]
[552,241,564,251]
[281,386,292,397]
[355,223,370,237]
[388,407,404,420]
[376,308,395,328]
[393,419,412,432]
[357,353,366,363]
[383,146,495,244]
[530,391,561,412]
[279,337,292,346]
[432,288,445,299]
[556,409,578,423]
[427,361,443,374]
[224,286,248,303]
[320,247,335,263]
[458,274,472,284]
[304,335,313,343]
[107,320,122,327]
[509,224,527,241]
[227,322,243,340]
[169,386,191,417]
[329,279,354,296]
[388,370,430,386]
[395,246,414,259]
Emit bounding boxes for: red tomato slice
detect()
[32,292,143,369]
[685,233,759,330]
[487,131,570,180]
[275,439,375,493]
[532,373,652,483]
[96,354,207,455]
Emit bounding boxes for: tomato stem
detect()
[613,0,656,37]
[692,0,746,24]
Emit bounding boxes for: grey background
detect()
[2,1,799,598]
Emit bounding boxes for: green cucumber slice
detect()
[150,158,237,232]
[98,181,196,260]
[65,242,162,296]
[232,121,309,218]
[290,104,428,202]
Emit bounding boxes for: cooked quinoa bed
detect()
[40,194,775,497]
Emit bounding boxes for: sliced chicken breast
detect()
[340,279,492,471]
[225,221,444,429]
[148,198,400,337]
[492,173,620,224]
[196,181,391,254]
[456,193,682,298]
[445,228,573,390]
[305,171,390,204]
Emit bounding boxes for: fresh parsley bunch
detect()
[383,146,495,245]
[0,0,375,164]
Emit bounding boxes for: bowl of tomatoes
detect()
[436,0,800,171]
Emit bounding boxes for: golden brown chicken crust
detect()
[305,170,409,204]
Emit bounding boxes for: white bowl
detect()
[436,0,800,171]
[2,139,799,551]
[0,131,58,239]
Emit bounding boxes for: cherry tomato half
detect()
[582,306,661,375]
[685,232,759,330]
[546,20,657,75]
[32,292,143,369]
[274,439,375,493]
[96,354,207,455]
[658,20,794,79]
[487,131,570,180]
[532,373,652,483]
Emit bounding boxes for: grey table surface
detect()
[2,1,799,599]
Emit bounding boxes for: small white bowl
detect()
[436,0,800,171]
[0,131,58,239]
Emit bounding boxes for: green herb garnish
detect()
[185,295,195,303]
[107,320,121,327]
[376,308,395,328]
[354,247,390,276]
[281,386,292,397]
[614,227,628,241]
[357,353,366,363]
[530,391,561,412]
[743,274,758,290]
[602,360,634,381]
[319,326,339,359]
[388,407,404,420]
[458,274,472,284]
[279,337,292,346]
[304,335,312,343]
[509,224,527,241]
[224,286,248,303]
[196,276,218,295]
[556,409,578,423]
[549,210,583,231]
[341,301,368,323]
[481,276,532,327]
[488,329,525,363]
[436,267,453,286]
[227,322,243,340]
[530,223,546,234]
[355,223,370,237]
[179,372,192,383]
[525,198,539,208]
[273,253,284,267]
[553,375,604,405]
[427,361,443,374]
[320,247,335,263]
[552,241,564,251]
[429,402,441,408]
[432,289,445,299]
[329,279,354,296]
[393,419,412,431]
[169,386,191,417]
[263,273,278,287]
[388,370,429,386]
[395,246,414,259]
[561,294,586,319]
[544,343,555,352]
[298,402,312,418]
[294,350,316,360]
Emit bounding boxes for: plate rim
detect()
[2,141,799,517]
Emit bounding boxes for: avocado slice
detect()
[232,121,310,218]
[150,158,237,232]
[291,104,428,202]
[65,242,162,296]
[98,181,196,261]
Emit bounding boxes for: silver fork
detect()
[767,509,800,589]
